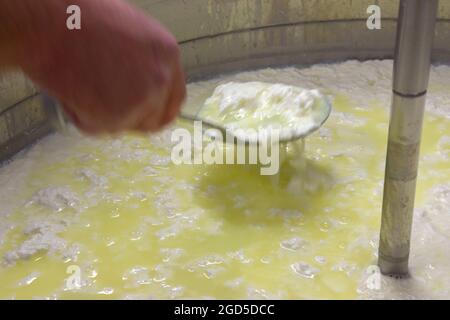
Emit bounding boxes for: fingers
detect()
[67,70,185,135]
[160,58,186,126]
[133,89,169,132]
[62,102,105,135]
[134,60,186,132]
[64,59,179,135]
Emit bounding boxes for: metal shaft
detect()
[378,0,438,276]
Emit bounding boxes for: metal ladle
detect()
[178,94,332,145]
[43,93,332,145]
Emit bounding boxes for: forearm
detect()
[0,0,73,67]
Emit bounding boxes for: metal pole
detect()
[378,0,438,276]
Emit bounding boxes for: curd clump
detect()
[199,81,331,141]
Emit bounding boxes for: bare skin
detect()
[0,0,186,134]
